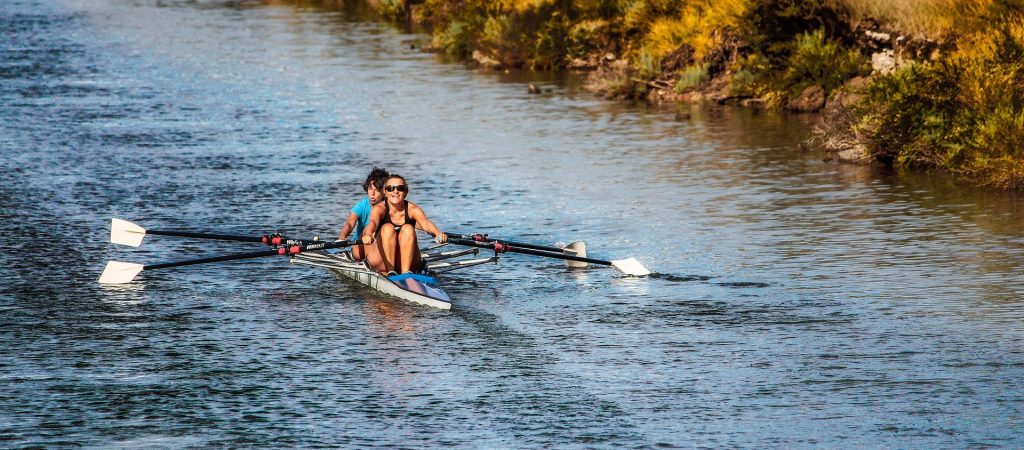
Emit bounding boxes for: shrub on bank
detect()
[421,0,603,69]
[855,15,1024,188]
[733,27,869,105]
[416,0,755,72]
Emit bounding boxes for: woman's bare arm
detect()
[338,212,359,240]
[361,203,384,244]
[410,203,447,243]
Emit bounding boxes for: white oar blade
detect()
[111,218,147,247]
[98,261,145,284]
[611,257,651,277]
[563,241,588,268]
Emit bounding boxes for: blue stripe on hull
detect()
[387,273,451,303]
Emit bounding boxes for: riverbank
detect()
[333,0,1024,189]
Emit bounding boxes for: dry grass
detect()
[837,0,1003,38]
[638,0,752,63]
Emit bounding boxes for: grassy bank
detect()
[334,0,1024,189]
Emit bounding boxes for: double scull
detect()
[100,218,650,310]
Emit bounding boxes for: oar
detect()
[446,237,650,276]
[114,218,282,247]
[99,239,354,284]
[448,232,572,253]
[111,218,311,247]
[447,232,589,268]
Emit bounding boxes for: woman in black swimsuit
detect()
[360,175,447,274]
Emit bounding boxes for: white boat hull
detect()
[291,250,452,310]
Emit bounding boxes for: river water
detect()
[3,0,1024,447]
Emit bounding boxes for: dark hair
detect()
[385,174,407,188]
[363,167,389,191]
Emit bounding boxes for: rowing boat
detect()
[290,245,496,310]
[103,218,651,310]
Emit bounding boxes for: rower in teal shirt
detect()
[350,196,373,239]
[338,167,389,261]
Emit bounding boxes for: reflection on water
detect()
[2,0,1024,447]
[363,294,423,335]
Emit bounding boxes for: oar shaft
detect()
[150,229,315,246]
[147,229,268,243]
[448,233,566,253]
[144,240,353,271]
[113,219,312,247]
[447,237,612,266]
[144,249,280,270]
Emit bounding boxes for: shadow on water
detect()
[650,272,770,288]
[650,273,713,282]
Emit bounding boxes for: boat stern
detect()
[388,273,451,307]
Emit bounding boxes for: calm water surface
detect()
[3,0,1024,447]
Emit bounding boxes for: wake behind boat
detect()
[100,218,651,310]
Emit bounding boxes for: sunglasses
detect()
[384,184,408,193]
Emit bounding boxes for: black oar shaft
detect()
[147,229,311,245]
[143,240,353,271]
[446,237,611,266]
[147,229,266,243]
[508,246,612,266]
[448,233,566,253]
[144,249,280,270]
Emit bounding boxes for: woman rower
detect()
[360,175,447,275]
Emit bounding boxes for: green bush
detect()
[856,62,961,166]
[480,14,528,66]
[675,63,709,92]
[635,48,659,80]
[567,19,612,60]
[728,67,758,96]
[781,28,870,94]
[532,11,571,68]
[375,0,406,21]
[853,16,1024,188]
[433,18,480,59]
